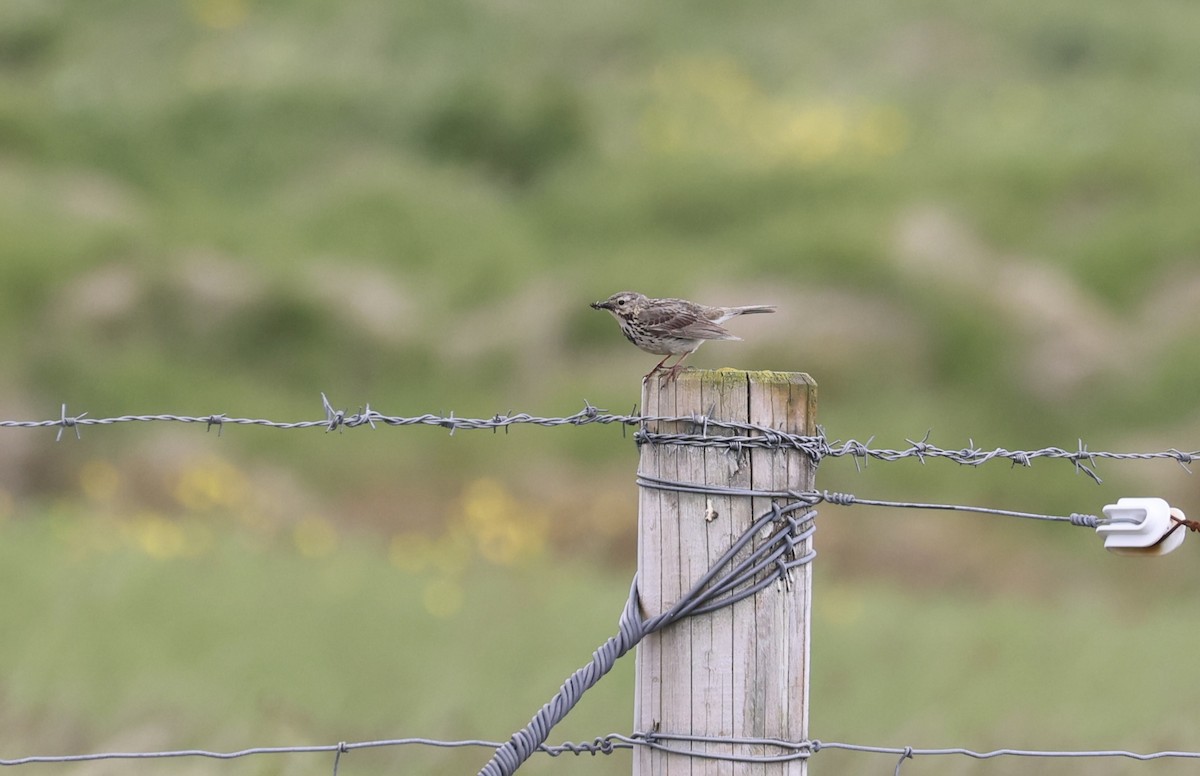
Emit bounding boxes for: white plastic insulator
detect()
[1097,497,1186,556]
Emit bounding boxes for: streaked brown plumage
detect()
[591,291,776,380]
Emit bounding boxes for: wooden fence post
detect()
[634,369,817,775]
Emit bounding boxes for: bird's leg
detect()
[662,352,694,382]
[643,353,675,380]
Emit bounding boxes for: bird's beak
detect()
[591,301,608,310]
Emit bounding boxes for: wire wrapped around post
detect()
[476,498,817,776]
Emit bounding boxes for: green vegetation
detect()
[2,0,1200,772]
[5,509,1200,775]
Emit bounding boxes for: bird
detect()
[591,291,776,380]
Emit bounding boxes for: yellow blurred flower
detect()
[388,528,473,576]
[780,103,847,164]
[642,57,909,168]
[173,455,249,513]
[187,0,248,30]
[856,105,910,158]
[460,478,547,567]
[128,512,188,560]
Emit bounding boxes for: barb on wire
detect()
[55,404,84,442]
[205,414,225,435]
[321,392,345,432]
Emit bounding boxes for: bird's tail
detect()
[730,305,776,315]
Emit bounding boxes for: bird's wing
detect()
[639,305,739,341]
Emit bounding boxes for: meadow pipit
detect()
[591,291,776,380]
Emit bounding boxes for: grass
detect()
[0,508,636,774]
[4,507,1200,776]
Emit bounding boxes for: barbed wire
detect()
[3,397,1197,482]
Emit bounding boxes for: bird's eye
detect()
[617,299,625,306]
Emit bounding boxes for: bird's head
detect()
[591,291,645,316]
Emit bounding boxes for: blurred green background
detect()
[2,0,1200,773]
